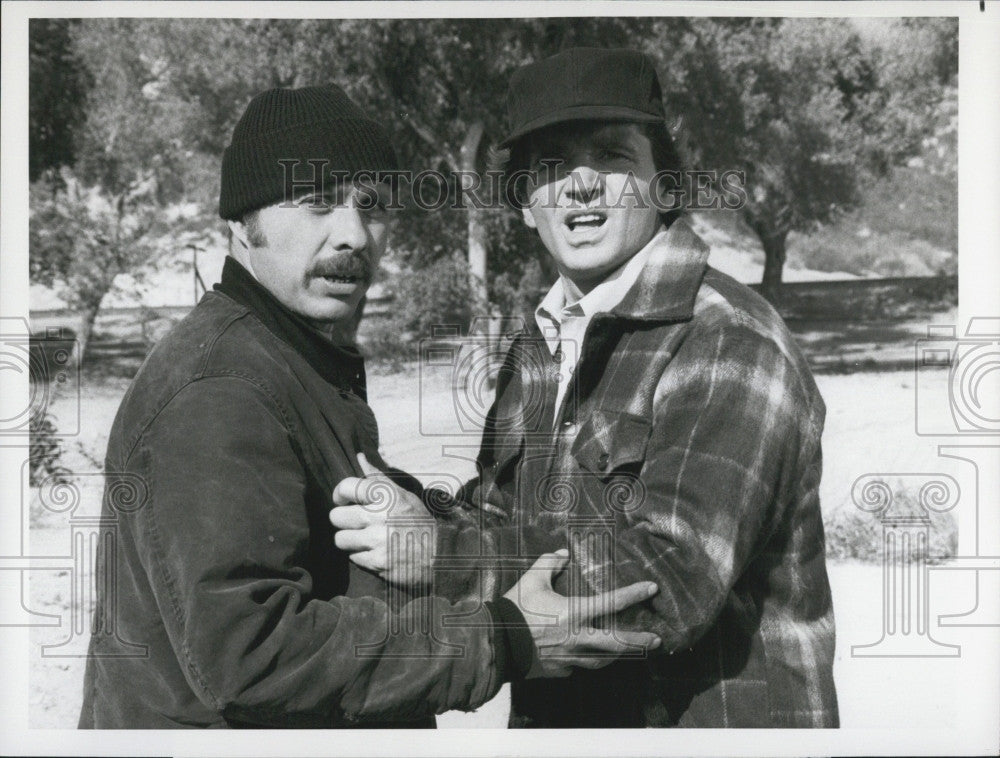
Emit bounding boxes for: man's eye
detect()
[356,190,389,213]
[600,148,631,161]
[532,154,563,171]
[298,196,333,212]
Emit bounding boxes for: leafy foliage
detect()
[645,17,956,299]
[28,17,958,325]
[787,82,957,278]
[825,489,957,564]
[389,252,487,339]
[29,410,71,487]
[29,168,167,361]
[29,19,89,181]
[360,252,488,371]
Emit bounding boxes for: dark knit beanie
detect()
[219,84,398,220]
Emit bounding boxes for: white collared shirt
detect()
[534,227,667,425]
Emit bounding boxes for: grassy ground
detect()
[25,307,970,729]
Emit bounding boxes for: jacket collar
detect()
[214,256,367,399]
[607,216,710,322]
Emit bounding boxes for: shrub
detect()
[788,225,954,278]
[360,252,486,372]
[360,252,551,372]
[29,409,72,487]
[360,317,418,374]
[824,488,957,563]
[394,252,488,339]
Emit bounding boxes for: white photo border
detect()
[1,2,997,756]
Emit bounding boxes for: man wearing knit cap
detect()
[333,49,839,728]
[78,83,661,729]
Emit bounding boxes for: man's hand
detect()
[507,550,661,678]
[329,453,436,587]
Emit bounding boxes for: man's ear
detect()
[227,219,250,250]
[521,205,538,230]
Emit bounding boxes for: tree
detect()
[29,19,89,181]
[30,168,163,364]
[645,19,865,301]
[29,19,245,364]
[646,17,956,302]
[38,18,687,325]
[313,18,663,307]
[33,17,956,326]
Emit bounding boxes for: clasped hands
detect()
[329,454,661,677]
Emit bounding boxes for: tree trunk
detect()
[757,229,788,306]
[74,299,102,368]
[460,121,488,309]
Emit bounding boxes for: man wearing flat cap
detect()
[78,83,662,729]
[334,48,839,728]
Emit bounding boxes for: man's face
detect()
[522,122,662,293]
[232,182,391,325]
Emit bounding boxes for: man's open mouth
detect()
[314,256,369,285]
[320,274,362,284]
[564,211,607,232]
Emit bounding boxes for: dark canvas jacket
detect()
[438,218,839,728]
[79,258,506,729]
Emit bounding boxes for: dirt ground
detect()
[25,361,977,729]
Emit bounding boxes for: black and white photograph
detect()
[1,1,997,756]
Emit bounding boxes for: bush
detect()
[824,488,957,563]
[360,251,550,372]
[789,225,955,278]
[360,252,486,372]
[29,409,72,487]
[360,317,418,374]
[786,91,956,281]
[393,252,488,339]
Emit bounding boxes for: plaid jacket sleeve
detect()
[432,457,566,604]
[436,316,825,657]
[590,320,826,652]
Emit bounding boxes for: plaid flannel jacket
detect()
[437,218,839,727]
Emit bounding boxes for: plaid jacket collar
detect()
[511,216,710,350]
[608,216,710,322]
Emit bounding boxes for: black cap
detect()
[500,48,665,148]
[219,84,398,221]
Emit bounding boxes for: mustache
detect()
[310,253,371,280]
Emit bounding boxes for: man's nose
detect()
[328,205,369,252]
[564,165,602,204]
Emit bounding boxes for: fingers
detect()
[574,629,662,653]
[334,525,380,553]
[357,452,386,478]
[346,547,431,585]
[555,655,614,671]
[525,549,569,588]
[549,630,663,671]
[587,580,658,617]
[332,474,397,511]
[332,476,366,507]
[348,549,387,574]
[328,505,374,530]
